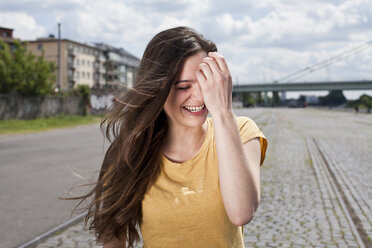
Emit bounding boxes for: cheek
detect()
[163,89,191,115]
[163,98,172,115]
[163,94,179,115]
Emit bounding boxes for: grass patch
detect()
[0,115,102,134]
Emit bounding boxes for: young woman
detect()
[71,26,268,248]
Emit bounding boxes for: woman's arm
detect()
[195,52,262,226]
[212,111,261,226]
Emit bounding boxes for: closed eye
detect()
[176,86,190,90]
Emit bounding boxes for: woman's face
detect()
[163,50,208,128]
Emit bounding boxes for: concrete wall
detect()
[0,94,85,120]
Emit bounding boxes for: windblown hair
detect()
[66,26,217,247]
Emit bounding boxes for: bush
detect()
[74,84,91,99]
[242,92,255,107]
[348,94,372,113]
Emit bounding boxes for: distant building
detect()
[0,26,21,51]
[305,95,319,105]
[280,91,286,101]
[28,37,106,89]
[4,26,140,90]
[95,43,140,88]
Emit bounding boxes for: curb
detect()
[17,212,87,248]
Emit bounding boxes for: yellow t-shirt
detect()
[140,116,268,248]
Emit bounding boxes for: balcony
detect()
[96,55,105,62]
[106,69,120,75]
[68,48,78,56]
[95,77,106,86]
[68,73,76,82]
[99,66,106,73]
[68,61,77,69]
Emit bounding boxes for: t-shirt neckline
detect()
[161,118,211,167]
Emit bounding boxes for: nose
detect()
[190,82,203,102]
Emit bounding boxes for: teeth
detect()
[184,104,205,112]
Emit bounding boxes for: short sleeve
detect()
[236,116,268,166]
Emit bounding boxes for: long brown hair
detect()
[65,26,217,247]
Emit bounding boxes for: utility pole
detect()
[57,23,61,91]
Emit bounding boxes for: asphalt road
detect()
[0,123,107,248]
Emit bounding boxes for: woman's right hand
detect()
[195,52,233,118]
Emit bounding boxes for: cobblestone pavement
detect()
[34,108,372,248]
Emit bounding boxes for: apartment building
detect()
[95,43,140,88]
[28,37,106,89]
[3,25,140,90]
[0,26,21,50]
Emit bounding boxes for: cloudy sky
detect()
[1,0,372,99]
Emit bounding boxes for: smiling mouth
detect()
[183,104,205,113]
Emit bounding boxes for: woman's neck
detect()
[162,120,208,162]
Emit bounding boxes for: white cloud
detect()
[0,12,46,39]
[0,0,372,99]
[216,14,252,36]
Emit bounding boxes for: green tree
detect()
[319,90,347,106]
[298,95,306,104]
[0,40,56,96]
[358,94,372,113]
[72,84,91,116]
[74,84,91,99]
[242,92,255,107]
[0,40,14,93]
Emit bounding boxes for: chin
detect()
[184,114,208,127]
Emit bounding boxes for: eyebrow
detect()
[174,79,194,85]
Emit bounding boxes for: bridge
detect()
[233,80,372,92]
[232,80,372,106]
[232,40,372,105]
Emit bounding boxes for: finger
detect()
[195,70,207,88]
[208,52,229,72]
[199,62,214,81]
[202,57,221,75]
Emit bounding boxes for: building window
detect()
[76,59,79,66]
[87,61,90,67]
[2,32,9,37]
[37,43,43,50]
[75,71,79,79]
[82,72,85,79]
[87,72,90,79]
[82,59,85,66]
